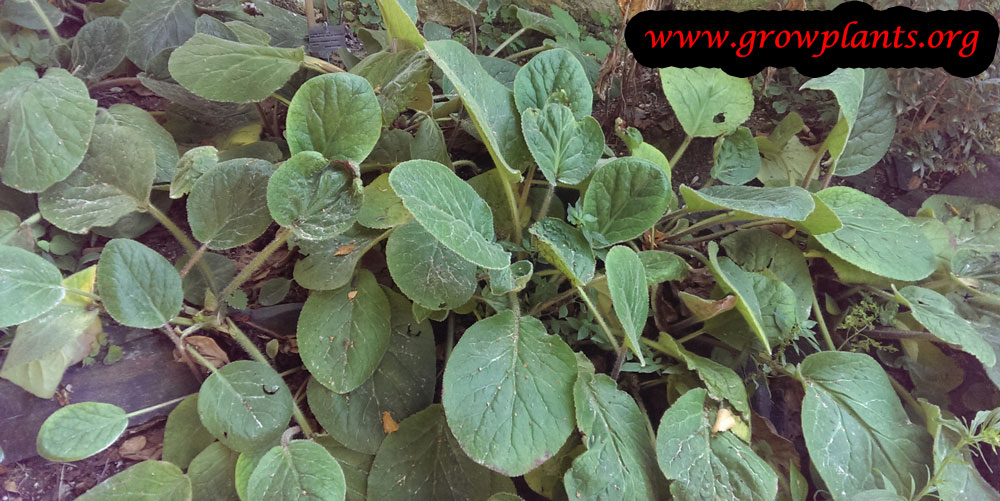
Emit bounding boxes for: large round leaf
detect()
[39,124,156,234]
[529,218,595,287]
[298,269,391,393]
[76,460,191,500]
[197,361,294,453]
[267,151,363,240]
[814,187,935,281]
[0,245,64,327]
[0,67,97,193]
[187,158,275,250]
[389,159,510,269]
[98,104,179,183]
[513,48,592,119]
[367,405,516,500]
[521,103,604,186]
[386,221,476,310]
[680,184,815,221]
[581,157,670,248]
[659,67,753,138]
[71,17,130,82]
[97,239,183,329]
[308,288,435,454]
[285,73,381,162]
[36,402,128,462]
[442,311,577,476]
[120,0,197,70]
[247,440,346,501]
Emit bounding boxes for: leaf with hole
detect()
[197,360,293,453]
[298,269,391,393]
[36,402,128,462]
[442,311,577,476]
[267,151,363,240]
[659,67,753,137]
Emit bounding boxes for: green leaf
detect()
[197,360,294,453]
[225,20,272,45]
[97,239,183,328]
[196,14,238,41]
[616,125,672,182]
[367,404,516,500]
[513,48,593,120]
[514,7,569,37]
[169,33,304,103]
[36,402,128,462]
[314,436,374,501]
[895,285,996,367]
[39,125,156,234]
[267,151,363,240]
[187,442,240,501]
[637,250,689,285]
[656,388,777,500]
[170,146,219,199]
[1,0,65,30]
[712,126,761,185]
[121,0,197,70]
[176,252,234,306]
[605,246,648,365]
[389,159,510,269]
[71,17,129,82]
[802,68,895,176]
[564,363,666,500]
[285,72,381,163]
[351,47,433,126]
[76,461,191,500]
[0,67,97,193]
[425,40,529,179]
[581,157,670,248]
[814,186,935,281]
[442,311,578,476]
[188,158,275,250]
[521,103,604,186]
[680,184,815,221]
[247,440,346,501]
[756,136,818,187]
[707,241,805,353]
[721,228,814,322]
[292,225,384,291]
[0,304,98,398]
[358,173,411,229]
[98,104,180,183]
[162,395,216,470]
[797,193,843,235]
[529,218,594,287]
[952,250,1000,295]
[374,0,426,49]
[258,278,291,306]
[410,118,452,167]
[654,335,750,416]
[0,245,65,327]
[386,221,476,310]
[487,260,534,295]
[308,288,435,454]
[920,401,1000,501]
[298,269,391,393]
[799,351,932,497]
[659,67,753,137]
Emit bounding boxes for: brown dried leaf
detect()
[177,335,229,368]
[4,479,19,494]
[347,290,358,300]
[382,411,399,434]
[334,243,355,256]
[679,292,737,321]
[118,436,146,456]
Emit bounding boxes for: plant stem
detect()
[271,93,292,106]
[25,0,63,44]
[63,287,101,301]
[657,244,709,267]
[146,204,220,295]
[489,27,527,57]
[667,212,736,241]
[536,183,556,223]
[160,326,204,383]
[576,285,622,354]
[508,292,521,318]
[682,218,784,245]
[819,160,837,190]
[888,374,925,423]
[451,159,477,169]
[445,314,455,363]
[669,134,693,168]
[302,55,345,73]
[504,45,548,61]
[218,229,292,304]
[812,295,837,351]
[676,328,706,344]
[124,393,197,419]
[528,274,606,316]
[500,175,523,245]
[178,243,209,279]
[801,146,826,189]
[862,328,941,342]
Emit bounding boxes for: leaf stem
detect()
[25,0,63,45]
[302,55,345,73]
[146,204,221,296]
[681,218,784,245]
[801,146,826,189]
[528,274,606,316]
[159,326,204,383]
[812,295,837,351]
[504,45,549,61]
[536,183,556,223]
[576,285,622,354]
[657,244,709,267]
[218,228,292,304]
[500,174,523,245]
[667,211,736,241]
[124,393,197,419]
[668,133,693,168]
[488,27,527,57]
[63,287,101,301]
[676,328,706,344]
[178,243,209,279]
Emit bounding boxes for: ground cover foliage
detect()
[2,0,1000,499]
